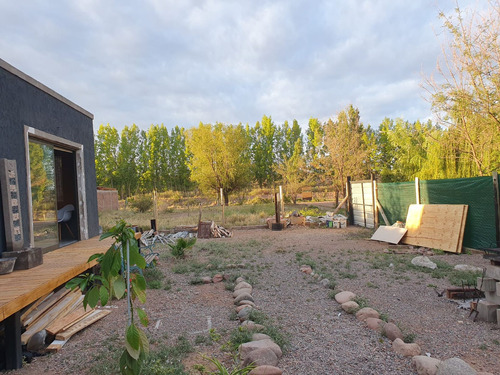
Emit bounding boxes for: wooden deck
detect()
[0,236,113,321]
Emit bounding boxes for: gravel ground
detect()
[7,226,500,375]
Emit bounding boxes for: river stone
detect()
[212,274,223,283]
[252,333,271,341]
[238,300,256,307]
[341,300,359,314]
[238,306,253,321]
[27,329,46,352]
[234,292,254,304]
[300,265,313,274]
[356,307,380,321]
[335,291,356,304]
[436,357,477,375]
[235,281,252,290]
[241,320,265,331]
[239,339,283,359]
[411,256,437,270]
[236,304,252,313]
[236,277,245,283]
[392,338,421,357]
[320,278,331,287]
[454,264,483,272]
[412,355,442,375]
[249,365,283,375]
[233,288,253,298]
[383,322,404,341]
[366,317,385,332]
[202,276,212,284]
[242,347,278,367]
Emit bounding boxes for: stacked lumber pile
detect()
[20,287,111,353]
[210,221,232,238]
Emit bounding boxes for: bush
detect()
[129,194,153,213]
[169,237,197,258]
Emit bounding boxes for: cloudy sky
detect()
[0,1,481,132]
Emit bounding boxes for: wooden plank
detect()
[23,288,71,327]
[55,309,111,341]
[376,200,390,226]
[371,226,408,244]
[0,236,113,321]
[21,290,81,345]
[402,204,467,253]
[46,339,68,353]
[20,291,52,324]
[45,296,88,335]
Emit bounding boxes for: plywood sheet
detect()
[371,226,407,244]
[402,204,468,253]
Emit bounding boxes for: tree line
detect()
[94,2,500,203]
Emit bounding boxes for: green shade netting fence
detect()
[377,176,497,249]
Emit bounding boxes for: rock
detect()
[249,365,283,375]
[234,292,254,305]
[436,357,477,375]
[239,339,283,359]
[252,333,271,341]
[212,274,223,283]
[411,256,437,270]
[300,265,313,274]
[365,317,385,332]
[27,329,46,352]
[335,291,356,304]
[233,288,253,298]
[242,347,278,367]
[341,301,359,314]
[238,306,253,321]
[237,263,246,268]
[238,300,256,308]
[223,274,231,280]
[383,322,403,341]
[241,320,265,331]
[235,281,252,290]
[412,355,442,375]
[356,307,380,321]
[236,304,252,313]
[392,338,421,357]
[201,276,212,284]
[454,264,483,272]
[320,278,331,287]
[236,277,245,283]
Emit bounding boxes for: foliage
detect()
[199,355,255,375]
[66,220,149,375]
[129,194,153,213]
[169,237,197,258]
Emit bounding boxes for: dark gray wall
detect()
[0,64,99,252]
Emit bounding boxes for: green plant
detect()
[403,333,417,343]
[353,296,369,309]
[130,195,153,213]
[209,328,222,342]
[169,237,197,258]
[66,220,149,375]
[223,327,253,352]
[200,355,256,375]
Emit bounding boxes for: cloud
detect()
[0,0,477,132]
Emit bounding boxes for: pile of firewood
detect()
[20,287,110,353]
[210,222,232,238]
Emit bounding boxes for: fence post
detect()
[372,174,379,228]
[346,176,353,225]
[493,172,500,247]
[415,177,420,205]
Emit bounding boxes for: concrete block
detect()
[497,282,500,297]
[484,291,500,305]
[2,248,43,270]
[478,277,497,292]
[477,300,498,323]
[485,265,500,281]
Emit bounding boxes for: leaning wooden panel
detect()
[401,204,468,253]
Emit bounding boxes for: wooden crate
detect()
[197,221,212,239]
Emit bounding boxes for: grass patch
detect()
[142,335,193,375]
[144,267,165,289]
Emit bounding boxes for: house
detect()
[0,58,99,254]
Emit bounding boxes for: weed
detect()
[198,355,256,375]
[144,267,165,289]
[379,312,390,322]
[169,237,197,258]
[493,339,499,346]
[195,334,213,346]
[366,281,379,288]
[403,333,417,343]
[328,290,337,299]
[479,343,488,350]
[338,271,358,279]
[190,277,205,285]
[142,335,193,375]
[209,328,222,342]
[223,327,253,352]
[353,296,370,309]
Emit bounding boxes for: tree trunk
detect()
[224,191,229,206]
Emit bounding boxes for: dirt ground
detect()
[6,226,500,375]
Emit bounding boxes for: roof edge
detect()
[0,58,94,120]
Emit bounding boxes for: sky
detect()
[0,0,482,133]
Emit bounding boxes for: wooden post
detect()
[360,182,366,227]
[198,203,202,227]
[415,177,420,205]
[5,312,22,369]
[493,172,500,247]
[220,188,225,225]
[346,176,354,225]
[372,174,379,228]
[153,189,158,230]
[279,185,284,217]
[274,193,280,224]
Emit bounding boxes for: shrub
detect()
[129,194,153,213]
[169,237,197,258]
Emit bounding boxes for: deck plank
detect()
[0,236,113,321]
